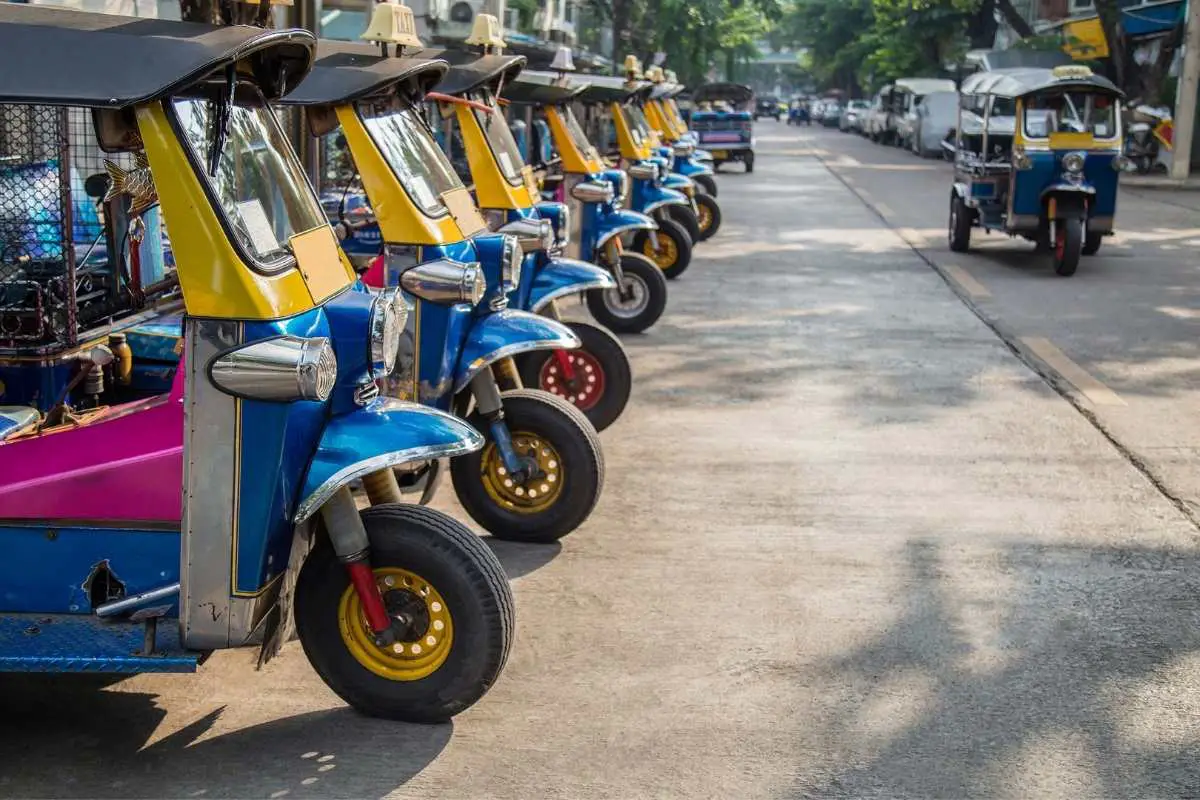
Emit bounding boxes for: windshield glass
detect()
[623,102,653,146]
[468,88,526,185]
[173,96,324,268]
[1023,91,1117,139]
[357,96,463,216]
[560,105,600,161]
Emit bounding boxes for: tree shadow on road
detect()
[793,539,1200,798]
[0,678,450,799]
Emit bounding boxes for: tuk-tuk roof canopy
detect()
[960,67,1123,100]
[501,69,587,104]
[893,78,957,95]
[0,4,314,107]
[419,49,526,97]
[650,82,685,100]
[693,82,753,104]
[280,40,448,106]
[577,74,651,104]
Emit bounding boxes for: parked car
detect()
[820,101,843,127]
[865,84,894,142]
[906,90,957,157]
[755,94,782,120]
[839,99,870,132]
[892,78,958,149]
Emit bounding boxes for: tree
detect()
[179,0,274,27]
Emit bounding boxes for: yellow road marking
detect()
[1020,337,1126,407]
[942,264,991,299]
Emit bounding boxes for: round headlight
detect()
[538,218,554,250]
[673,142,694,157]
[368,287,408,379]
[300,338,338,402]
[571,181,615,204]
[556,205,571,247]
[464,263,487,306]
[1062,151,1085,173]
[501,234,524,289]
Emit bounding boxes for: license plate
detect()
[712,150,728,159]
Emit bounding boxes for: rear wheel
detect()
[635,216,693,279]
[694,193,722,241]
[744,153,755,173]
[949,193,972,253]
[516,322,631,432]
[586,253,668,334]
[693,173,718,197]
[294,504,513,724]
[1052,218,1083,276]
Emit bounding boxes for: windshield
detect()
[623,102,653,146]
[560,105,599,161]
[468,88,526,185]
[173,97,324,269]
[1023,91,1117,139]
[357,97,463,217]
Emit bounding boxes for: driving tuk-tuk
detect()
[948,65,1128,276]
[426,29,633,433]
[690,83,755,172]
[0,5,513,724]
[576,69,698,279]
[280,8,604,544]
[503,63,668,334]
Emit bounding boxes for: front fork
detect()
[319,484,396,645]
[470,368,529,480]
[603,239,633,301]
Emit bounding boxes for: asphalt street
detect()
[4,126,1200,799]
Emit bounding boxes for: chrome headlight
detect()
[673,142,694,157]
[210,336,337,402]
[368,287,408,379]
[555,205,571,248]
[497,218,554,253]
[501,234,524,289]
[1062,151,1085,174]
[627,163,657,181]
[400,259,487,306]
[571,181,615,204]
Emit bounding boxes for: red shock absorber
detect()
[553,348,578,381]
[345,560,392,634]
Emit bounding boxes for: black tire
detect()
[665,205,702,245]
[515,322,631,433]
[1082,230,1103,256]
[586,252,668,334]
[634,216,693,280]
[694,193,722,241]
[744,154,755,173]
[693,173,718,197]
[451,389,604,543]
[1052,217,1083,276]
[949,193,972,253]
[294,504,513,724]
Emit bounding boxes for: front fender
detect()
[662,173,694,192]
[642,185,689,216]
[596,206,656,250]
[1042,185,1095,218]
[530,256,617,313]
[675,158,713,177]
[295,399,483,523]
[453,308,581,393]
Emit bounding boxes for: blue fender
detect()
[674,157,713,178]
[453,308,581,393]
[530,256,617,313]
[295,399,483,523]
[595,206,656,250]
[693,147,714,163]
[634,179,688,216]
[662,173,693,192]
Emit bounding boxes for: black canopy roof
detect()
[279,40,447,106]
[577,75,650,104]
[693,82,753,103]
[418,50,526,97]
[0,4,313,107]
[502,70,586,105]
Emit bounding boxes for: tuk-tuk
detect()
[503,67,668,334]
[280,15,604,544]
[949,65,1127,276]
[577,70,698,279]
[427,33,632,433]
[691,83,755,172]
[0,5,513,723]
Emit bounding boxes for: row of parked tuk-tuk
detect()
[0,2,730,723]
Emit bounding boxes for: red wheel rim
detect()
[539,349,606,411]
[1055,228,1065,260]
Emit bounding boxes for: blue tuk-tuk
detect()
[948,65,1129,276]
[689,83,755,173]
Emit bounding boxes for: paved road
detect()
[5,129,1200,799]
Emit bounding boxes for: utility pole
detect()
[1170,0,1200,180]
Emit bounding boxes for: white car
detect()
[839,100,870,132]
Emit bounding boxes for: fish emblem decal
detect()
[103,152,159,217]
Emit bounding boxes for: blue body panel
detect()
[0,613,197,673]
[0,525,180,614]
[299,398,483,511]
[631,176,686,215]
[590,205,656,253]
[1010,151,1119,226]
[673,156,713,179]
[453,308,580,394]
[529,256,616,313]
[0,360,72,410]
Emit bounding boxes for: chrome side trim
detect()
[596,221,657,250]
[531,278,618,313]
[95,582,180,617]
[644,198,688,215]
[453,335,582,395]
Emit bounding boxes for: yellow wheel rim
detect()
[338,567,453,682]
[697,204,712,232]
[643,235,678,270]
[480,431,565,514]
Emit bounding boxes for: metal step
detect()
[0,613,199,673]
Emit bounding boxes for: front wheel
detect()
[294,504,513,724]
[587,252,668,334]
[693,173,718,197]
[1052,217,1083,276]
[694,193,722,241]
[635,216,693,279]
[451,389,604,543]
[665,205,702,245]
[516,322,632,432]
[744,154,755,173]
[948,193,972,253]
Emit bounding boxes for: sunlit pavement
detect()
[4,129,1200,799]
